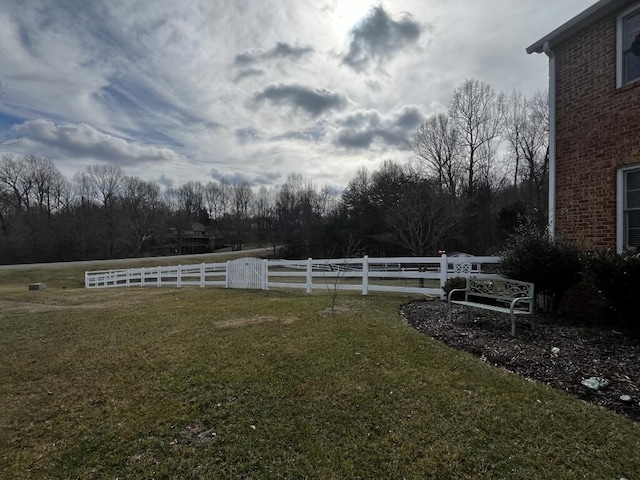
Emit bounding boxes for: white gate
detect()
[227,257,267,290]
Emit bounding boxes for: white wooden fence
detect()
[85,254,500,298]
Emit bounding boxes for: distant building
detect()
[166,222,222,255]
[527,0,640,252]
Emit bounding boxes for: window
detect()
[618,5,640,87]
[618,166,640,251]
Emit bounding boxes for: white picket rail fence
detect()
[85,254,500,298]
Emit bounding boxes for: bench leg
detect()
[511,314,516,337]
[530,314,535,333]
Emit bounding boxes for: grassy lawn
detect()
[1,261,639,479]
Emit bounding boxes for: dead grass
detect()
[216,315,299,329]
[1,262,640,479]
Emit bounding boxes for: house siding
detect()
[554,12,640,251]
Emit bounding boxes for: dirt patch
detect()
[402,299,640,423]
[4,288,181,314]
[0,301,65,314]
[0,300,107,314]
[171,421,218,447]
[217,315,297,329]
[0,295,146,313]
[319,305,352,316]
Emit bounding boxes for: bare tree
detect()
[254,185,276,249]
[169,181,206,220]
[0,155,28,212]
[505,90,527,187]
[0,155,25,236]
[408,113,463,198]
[85,164,125,257]
[384,169,461,256]
[231,181,254,219]
[22,156,65,215]
[87,164,124,209]
[449,78,505,197]
[71,171,95,208]
[204,181,228,221]
[121,175,163,255]
[526,91,550,208]
[504,90,549,207]
[227,181,255,250]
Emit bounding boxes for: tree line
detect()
[0,78,548,264]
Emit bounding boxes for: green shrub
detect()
[498,216,581,313]
[443,276,467,300]
[585,248,640,330]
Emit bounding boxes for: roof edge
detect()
[527,0,619,54]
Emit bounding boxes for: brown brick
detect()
[554,14,640,252]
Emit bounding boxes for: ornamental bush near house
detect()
[443,276,467,300]
[585,248,640,330]
[498,216,582,313]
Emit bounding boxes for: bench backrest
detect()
[466,277,534,302]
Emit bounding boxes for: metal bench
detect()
[447,277,535,336]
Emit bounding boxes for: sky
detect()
[0,0,595,191]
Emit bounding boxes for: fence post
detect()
[362,255,369,295]
[158,266,162,288]
[200,263,205,288]
[141,267,145,287]
[439,252,447,299]
[306,258,313,294]
[225,261,230,288]
[177,265,182,288]
[263,259,269,290]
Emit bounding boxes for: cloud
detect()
[233,68,265,82]
[10,119,183,165]
[209,167,282,187]
[233,42,313,81]
[0,0,572,191]
[252,84,349,117]
[156,173,175,188]
[333,105,426,149]
[342,6,424,72]
[271,127,326,143]
[234,42,314,67]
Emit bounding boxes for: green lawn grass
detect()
[1,261,639,479]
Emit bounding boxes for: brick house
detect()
[527,0,640,253]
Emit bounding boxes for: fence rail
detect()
[85,255,501,298]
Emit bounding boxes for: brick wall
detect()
[554,13,640,251]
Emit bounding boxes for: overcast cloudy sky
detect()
[0,0,594,190]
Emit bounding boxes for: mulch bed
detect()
[401,299,640,423]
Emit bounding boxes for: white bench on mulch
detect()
[447,277,535,336]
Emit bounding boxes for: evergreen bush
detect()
[443,276,467,300]
[498,216,581,312]
[585,248,640,330]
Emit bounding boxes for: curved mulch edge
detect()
[401,299,640,423]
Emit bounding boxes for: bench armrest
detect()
[448,288,467,303]
[510,297,534,314]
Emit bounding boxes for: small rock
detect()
[620,395,632,402]
[581,377,609,391]
[550,346,560,356]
